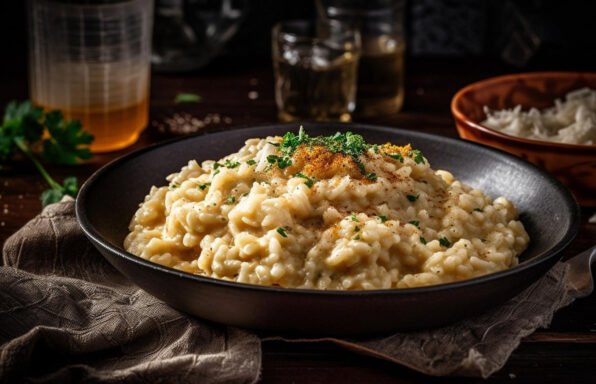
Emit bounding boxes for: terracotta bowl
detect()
[451,72,596,207]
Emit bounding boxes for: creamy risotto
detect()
[124,129,529,290]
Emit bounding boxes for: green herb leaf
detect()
[409,220,420,228]
[277,157,292,168]
[387,152,404,163]
[42,110,93,165]
[246,159,257,166]
[62,176,78,196]
[409,149,425,164]
[354,225,360,232]
[198,182,211,190]
[0,101,44,161]
[439,237,451,247]
[266,154,292,169]
[41,176,79,207]
[174,93,202,103]
[350,213,359,222]
[353,234,361,240]
[224,196,236,205]
[295,172,314,187]
[420,236,427,245]
[41,189,64,207]
[367,172,378,181]
[276,227,288,238]
[0,101,93,166]
[378,215,388,223]
[224,159,240,168]
[2,101,92,205]
[406,194,419,202]
[170,182,180,189]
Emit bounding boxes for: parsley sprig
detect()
[0,101,93,206]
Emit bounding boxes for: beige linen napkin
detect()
[1,198,261,384]
[1,198,593,382]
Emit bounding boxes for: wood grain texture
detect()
[1,57,595,382]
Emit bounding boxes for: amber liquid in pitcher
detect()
[31,62,150,153]
[52,98,149,153]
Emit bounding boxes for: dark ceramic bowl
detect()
[76,123,580,335]
[451,72,596,207]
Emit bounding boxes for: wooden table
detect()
[1,58,595,383]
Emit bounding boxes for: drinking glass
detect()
[272,19,361,122]
[28,0,154,152]
[318,0,406,117]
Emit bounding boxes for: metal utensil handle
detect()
[566,246,596,296]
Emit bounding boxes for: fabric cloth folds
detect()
[1,198,261,384]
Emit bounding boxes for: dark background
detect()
[2,0,596,76]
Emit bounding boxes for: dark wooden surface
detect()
[1,58,595,383]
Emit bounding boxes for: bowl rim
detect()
[451,71,596,152]
[76,123,581,297]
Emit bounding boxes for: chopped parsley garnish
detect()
[268,141,280,147]
[213,169,220,176]
[295,172,314,187]
[406,194,419,202]
[353,234,361,240]
[271,127,423,182]
[198,182,211,190]
[409,149,425,164]
[387,152,404,162]
[224,159,240,168]
[246,159,257,166]
[473,208,483,212]
[420,237,427,245]
[350,213,359,222]
[354,225,360,232]
[378,215,388,223]
[169,182,179,189]
[266,154,292,169]
[409,220,420,228]
[224,196,236,205]
[213,162,223,170]
[280,127,368,159]
[278,127,374,178]
[439,237,451,247]
[276,227,288,238]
